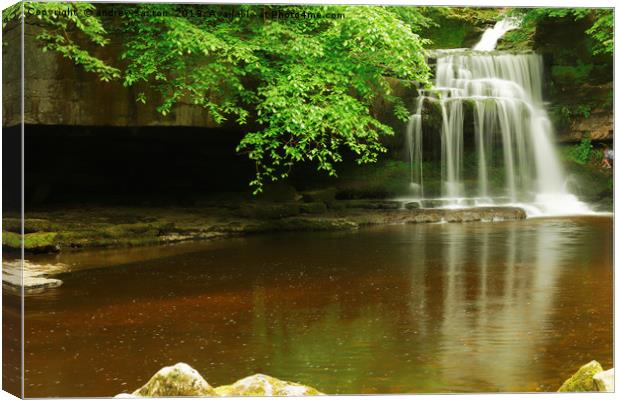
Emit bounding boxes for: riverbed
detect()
[11,216,613,396]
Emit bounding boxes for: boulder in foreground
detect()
[558,360,604,392]
[123,363,323,397]
[214,374,323,396]
[131,363,217,397]
[593,368,614,392]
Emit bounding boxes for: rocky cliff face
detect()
[3,21,417,133]
[561,108,613,143]
[3,21,231,128]
[495,15,613,144]
[535,17,613,143]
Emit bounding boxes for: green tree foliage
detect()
[1,3,21,29]
[3,2,120,80]
[506,8,613,55]
[120,4,431,192]
[586,9,613,55]
[419,7,500,49]
[8,3,612,193]
[6,2,433,193]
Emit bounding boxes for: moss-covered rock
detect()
[55,226,165,250]
[422,8,495,49]
[24,232,59,251]
[14,204,529,254]
[3,231,59,252]
[273,217,358,232]
[256,183,300,203]
[132,363,217,397]
[239,203,301,219]
[332,200,402,210]
[301,188,337,204]
[299,202,328,214]
[214,374,323,396]
[558,360,604,392]
[101,223,170,238]
[3,218,52,233]
[2,231,20,249]
[124,363,322,397]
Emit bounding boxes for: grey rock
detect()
[593,368,614,392]
[131,363,216,397]
[214,373,323,396]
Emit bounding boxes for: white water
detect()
[473,18,519,51]
[405,20,592,217]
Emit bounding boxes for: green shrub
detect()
[568,139,594,165]
[551,64,594,85]
[575,105,592,119]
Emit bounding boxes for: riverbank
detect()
[2,200,527,254]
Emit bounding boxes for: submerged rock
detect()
[132,363,217,397]
[2,260,64,293]
[214,374,324,396]
[558,360,604,392]
[2,217,53,233]
[593,368,614,392]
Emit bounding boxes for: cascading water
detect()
[473,18,518,51]
[405,19,592,216]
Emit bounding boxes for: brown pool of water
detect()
[10,216,613,396]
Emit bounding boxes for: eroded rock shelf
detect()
[2,201,526,254]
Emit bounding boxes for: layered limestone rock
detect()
[2,205,527,253]
[560,111,613,143]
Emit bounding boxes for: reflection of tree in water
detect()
[252,287,445,394]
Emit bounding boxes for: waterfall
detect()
[405,20,591,216]
[473,18,518,52]
[407,98,424,197]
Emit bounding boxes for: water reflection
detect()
[22,217,612,396]
[420,221,567,392]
